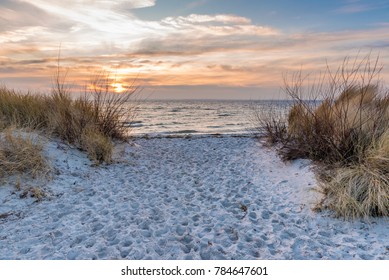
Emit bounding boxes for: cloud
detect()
[129,14,279,57]
[335,1,389,14]
[3,0,278,52]
[336,4,373,13]
[115,0,156,9]
[0,26,48,43]
[162,14,252,25]
[19,0,135,33]
[21,0,156,10]
[159,14,278,36]
[0,0,65,32]
[1,0,389,96]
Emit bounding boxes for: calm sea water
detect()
[127,100,292,136]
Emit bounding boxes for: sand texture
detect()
[1,137,388,259]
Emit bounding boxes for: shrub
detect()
[257,54,389,218]
[284,84,388,164]
[250,102,290,145]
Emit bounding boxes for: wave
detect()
[173,130,199,134]
[218,113,234,117]
[207,125,223,128]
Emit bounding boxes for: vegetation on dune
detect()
[0,87,48,130]
[255,54,389,219]
[0,70,138,181]
[80,128,113,164]
[0,128,48,178]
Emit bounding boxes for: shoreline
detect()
[1,136,388,260]
[128,132,257,139]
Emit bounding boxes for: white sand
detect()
[0,136,388,259]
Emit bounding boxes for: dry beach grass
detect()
[0,73,136,170]
[256,54,389,219]
[0,128,48,178]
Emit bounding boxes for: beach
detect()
[1,135,388,260]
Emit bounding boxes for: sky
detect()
[1,0,389,99]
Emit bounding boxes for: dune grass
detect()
[0,128,48,178]
[0,87,48,130]
[80,128,113,164]
[0,73,137,170]
[284,84,389,164]
[256,54,389,218]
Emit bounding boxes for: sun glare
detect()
[112,82,125,93]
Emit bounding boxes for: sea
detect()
[127,100,292,136]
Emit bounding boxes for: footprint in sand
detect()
[261,210,272,220]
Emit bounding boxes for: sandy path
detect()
[0,137,388,259]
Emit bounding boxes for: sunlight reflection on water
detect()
[127,100,292,136]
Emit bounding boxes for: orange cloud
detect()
[0,0,389,98]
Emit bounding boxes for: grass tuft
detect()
[0,87,47,129]
[320,165,389,219]
[0,128,48,178]
[81,129,113,164]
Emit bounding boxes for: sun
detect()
[112,82,125,93]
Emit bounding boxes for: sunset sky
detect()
[1,0,389,99]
